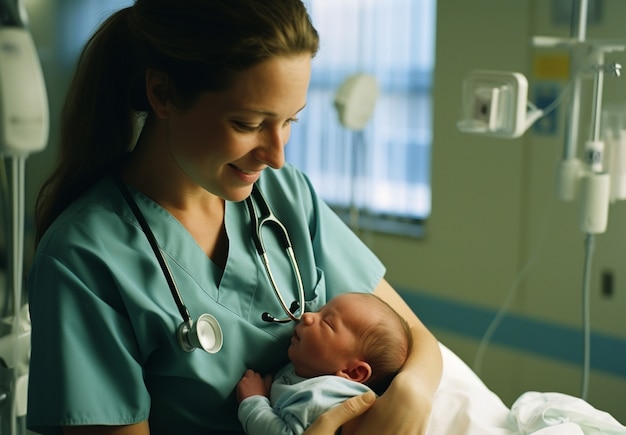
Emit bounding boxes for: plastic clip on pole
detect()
[578,139,609,234]
[579,171,610,234]
[608,130,626,201]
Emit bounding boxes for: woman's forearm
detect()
[373,279,443,396]
[62,422,150,435]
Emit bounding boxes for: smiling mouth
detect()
[230,164,260,176]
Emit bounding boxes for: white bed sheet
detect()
[427,343,626,435]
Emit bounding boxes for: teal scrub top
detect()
[26,163,385,434]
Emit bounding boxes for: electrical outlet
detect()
[601,270,614,298]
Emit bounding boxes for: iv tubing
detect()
[473,199,554,375]
[472,257,533,375]
[580,233,593,401]
[8,155,26,435]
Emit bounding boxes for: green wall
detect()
[21,0,626,425]
[364,0,626,423]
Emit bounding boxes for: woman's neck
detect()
[121,119,229,265]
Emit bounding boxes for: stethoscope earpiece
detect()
[178,314,223,353]
[261,301,301,323]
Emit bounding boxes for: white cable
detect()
[523,81,573,133]
[472,251,536,374]
[580,233,594,400]
[539,80,573,118]
[473,199,554,375]
[473,204,595,402]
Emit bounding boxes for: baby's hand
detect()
[236,369,272,403]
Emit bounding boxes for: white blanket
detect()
[427,343,626,435]
[510,391,626,434]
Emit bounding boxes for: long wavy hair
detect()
[34,0,319,244]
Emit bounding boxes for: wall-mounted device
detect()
[0,1,50,434]
[457,70,543,139]
[334,73,378,131]
[456,0,626,403]
[0,27,48,155]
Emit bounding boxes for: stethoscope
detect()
[115,177,305,353]
[245,183,305,323]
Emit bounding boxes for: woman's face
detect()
[163,55,311,202]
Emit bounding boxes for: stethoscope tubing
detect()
[115,175,305,353]
[115,177,193,327]
[245,184,305,322]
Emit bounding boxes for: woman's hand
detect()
[343,372,434,435]
[303,391,376,435]
[359,279,442,435]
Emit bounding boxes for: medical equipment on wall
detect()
[334,73,379,229]
[457,71,546,139]
[0,0,49,433]
[116,178,305,352]
[335,74,379,131]
[457,0,624,402]
[115,177,224,354]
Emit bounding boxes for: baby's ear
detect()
[335,361,372,383]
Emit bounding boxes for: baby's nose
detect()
[300,312,314,325]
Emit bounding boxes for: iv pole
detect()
[460,0,624,402]
[0,0,49,433]
[460,0,626,400]
[544,0,623,401]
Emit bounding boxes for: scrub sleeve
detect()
[26,163,385,434]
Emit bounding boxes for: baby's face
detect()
[287,293,369,378]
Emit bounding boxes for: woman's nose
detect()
[254,127,288,169]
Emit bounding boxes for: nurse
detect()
[27,0,442,434]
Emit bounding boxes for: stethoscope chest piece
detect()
[116,176,225,354]
[178,314,223,353]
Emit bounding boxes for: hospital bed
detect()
[427,343,626,434]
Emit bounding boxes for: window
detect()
[287,0,436,236]
[57,0,134,65]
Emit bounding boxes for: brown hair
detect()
[354,293,413,395]
[34,0,319,244]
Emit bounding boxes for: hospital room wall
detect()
[15,0,625,422]
[21,0,127,261]
[364,0,626,422]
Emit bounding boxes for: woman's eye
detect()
[232,118,298,132]
[233,121,262,132]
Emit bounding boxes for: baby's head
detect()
[288,292,413,395]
